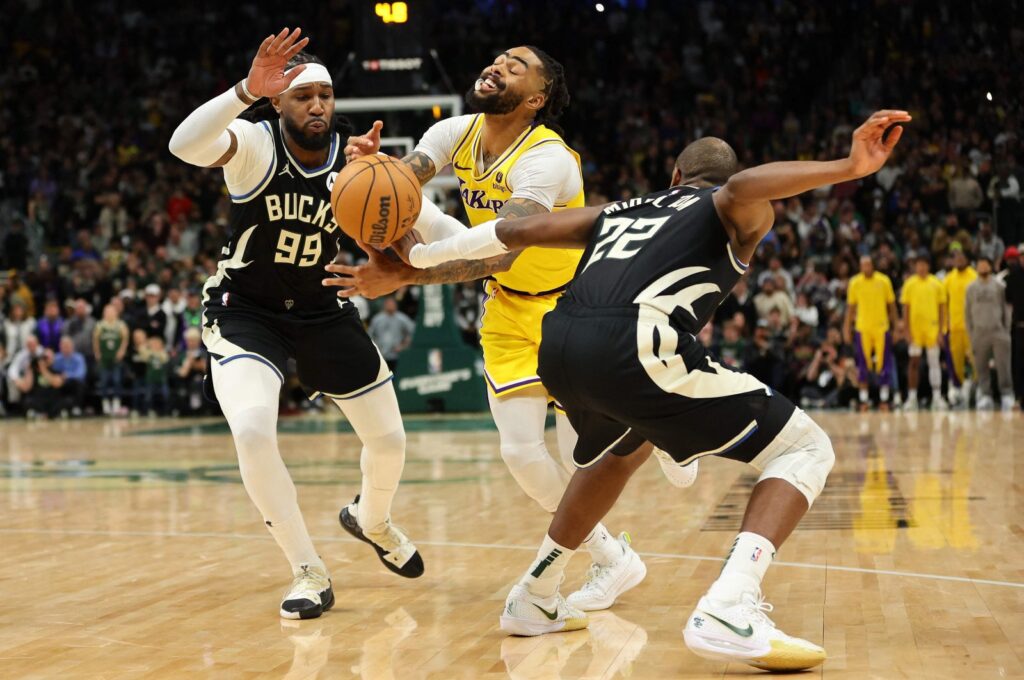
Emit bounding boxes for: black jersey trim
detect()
[313,374,394,401]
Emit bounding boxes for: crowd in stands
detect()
[1,0,1022,417]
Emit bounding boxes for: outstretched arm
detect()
[324,197,591,298]
[408,205,602,269]
[716,110,910,256]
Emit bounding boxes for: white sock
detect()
[266,510,326,574]
[706,532,776,605]
[521,534,575,597]
[858,388,869,403]
[213,359,324,574]
[334,383,407,534]
[582,523,624,566]
[880,385,890,402]
[908,388,918,401]
[926,348,942,393]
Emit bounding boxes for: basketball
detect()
[331,154,421,248]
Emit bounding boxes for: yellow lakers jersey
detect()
[943,267,977,331]
[450,115,585,293]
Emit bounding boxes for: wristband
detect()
[240,79,256,104]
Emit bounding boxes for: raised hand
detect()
[246,28,311,99]
[848,110,912,177]
[345,120,384,162]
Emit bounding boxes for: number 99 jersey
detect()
[201,118,392,401]
[204,118,345,315]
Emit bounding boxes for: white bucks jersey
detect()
[564,185,766,399]
[204,120,345,313]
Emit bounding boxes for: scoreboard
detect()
[354,1,426,95]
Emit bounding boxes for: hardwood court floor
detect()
[0,411,1021,679]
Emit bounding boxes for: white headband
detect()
[285,63,333,92]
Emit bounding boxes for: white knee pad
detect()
[359,428,407,488]
[500,440,569,512]
[908,344,923,358]
[752,411,835,507]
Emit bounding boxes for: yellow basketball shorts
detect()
[908,322,940,355]
[479,281,561,398]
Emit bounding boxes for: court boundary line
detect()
[3,527,1022,590]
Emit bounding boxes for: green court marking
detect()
[129,413,556,436]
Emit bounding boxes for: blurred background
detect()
[1,0,1022,418]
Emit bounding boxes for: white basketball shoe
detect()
[567,533,647,611]
[683,592,826,671]
[500,584,589,636]
[280,564,334,620]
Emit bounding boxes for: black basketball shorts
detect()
[537,306,796,468]
[202,295,391,400]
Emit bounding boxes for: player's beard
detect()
[283,114,335,151]
[465,85,524,115]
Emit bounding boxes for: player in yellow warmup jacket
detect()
[844,255,898,410]
[942,243,977,406]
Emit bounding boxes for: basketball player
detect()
[168,28,422,620]
[900,255,949,410]
[942,244,977,406]
[400,110,909,671]
[843,255,898,410]
[328,46,692,610]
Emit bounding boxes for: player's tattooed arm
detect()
[402,197,548,283]
[402,151,437,186]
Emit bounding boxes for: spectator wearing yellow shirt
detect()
[844,255,898,410]
[900,255,949,410]
[942,244,977,406]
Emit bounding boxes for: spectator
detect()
[144,336,172,415]
[976,219,1005,266]
[793,292,820,330]
[753,278,795,326]
[947,161,984,217]
[128,328,150,415]
[746,319,786,391]
[65,299,97,359]
[368,297,416,372]
[6,334,44,410]
[180,289,204,336]
[173,327,208,415]
[141,284,168,339]
[21,348,64,419]
[162,287,186,350]
[715,320,748,370]
[94,303,129,416]
[757,256,795,295]
[4,302,35,357]
[51,336,87,416]
[35,299,64,352]
[988,165,1022,247]
[1004,246,1024,404]
[965,257,1013,411]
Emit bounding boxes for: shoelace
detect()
[292,566,328,594]
[366,522,410,552]
[741,595,777,629]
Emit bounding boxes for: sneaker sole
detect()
[683,628,825,671]
[568,552,648,612]
[339,505,424,579]
[499,613,588,637]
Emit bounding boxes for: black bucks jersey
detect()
[204,119,345,314]
[537,185,795,468]
[200,119,391,400]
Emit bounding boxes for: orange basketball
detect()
[330,154,421,248]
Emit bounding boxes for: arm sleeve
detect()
[168,86,251,167]
[413,116,475,172]
[413,193,469,242]
[506,144,583,211]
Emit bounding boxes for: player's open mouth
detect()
[475,73,501,93]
